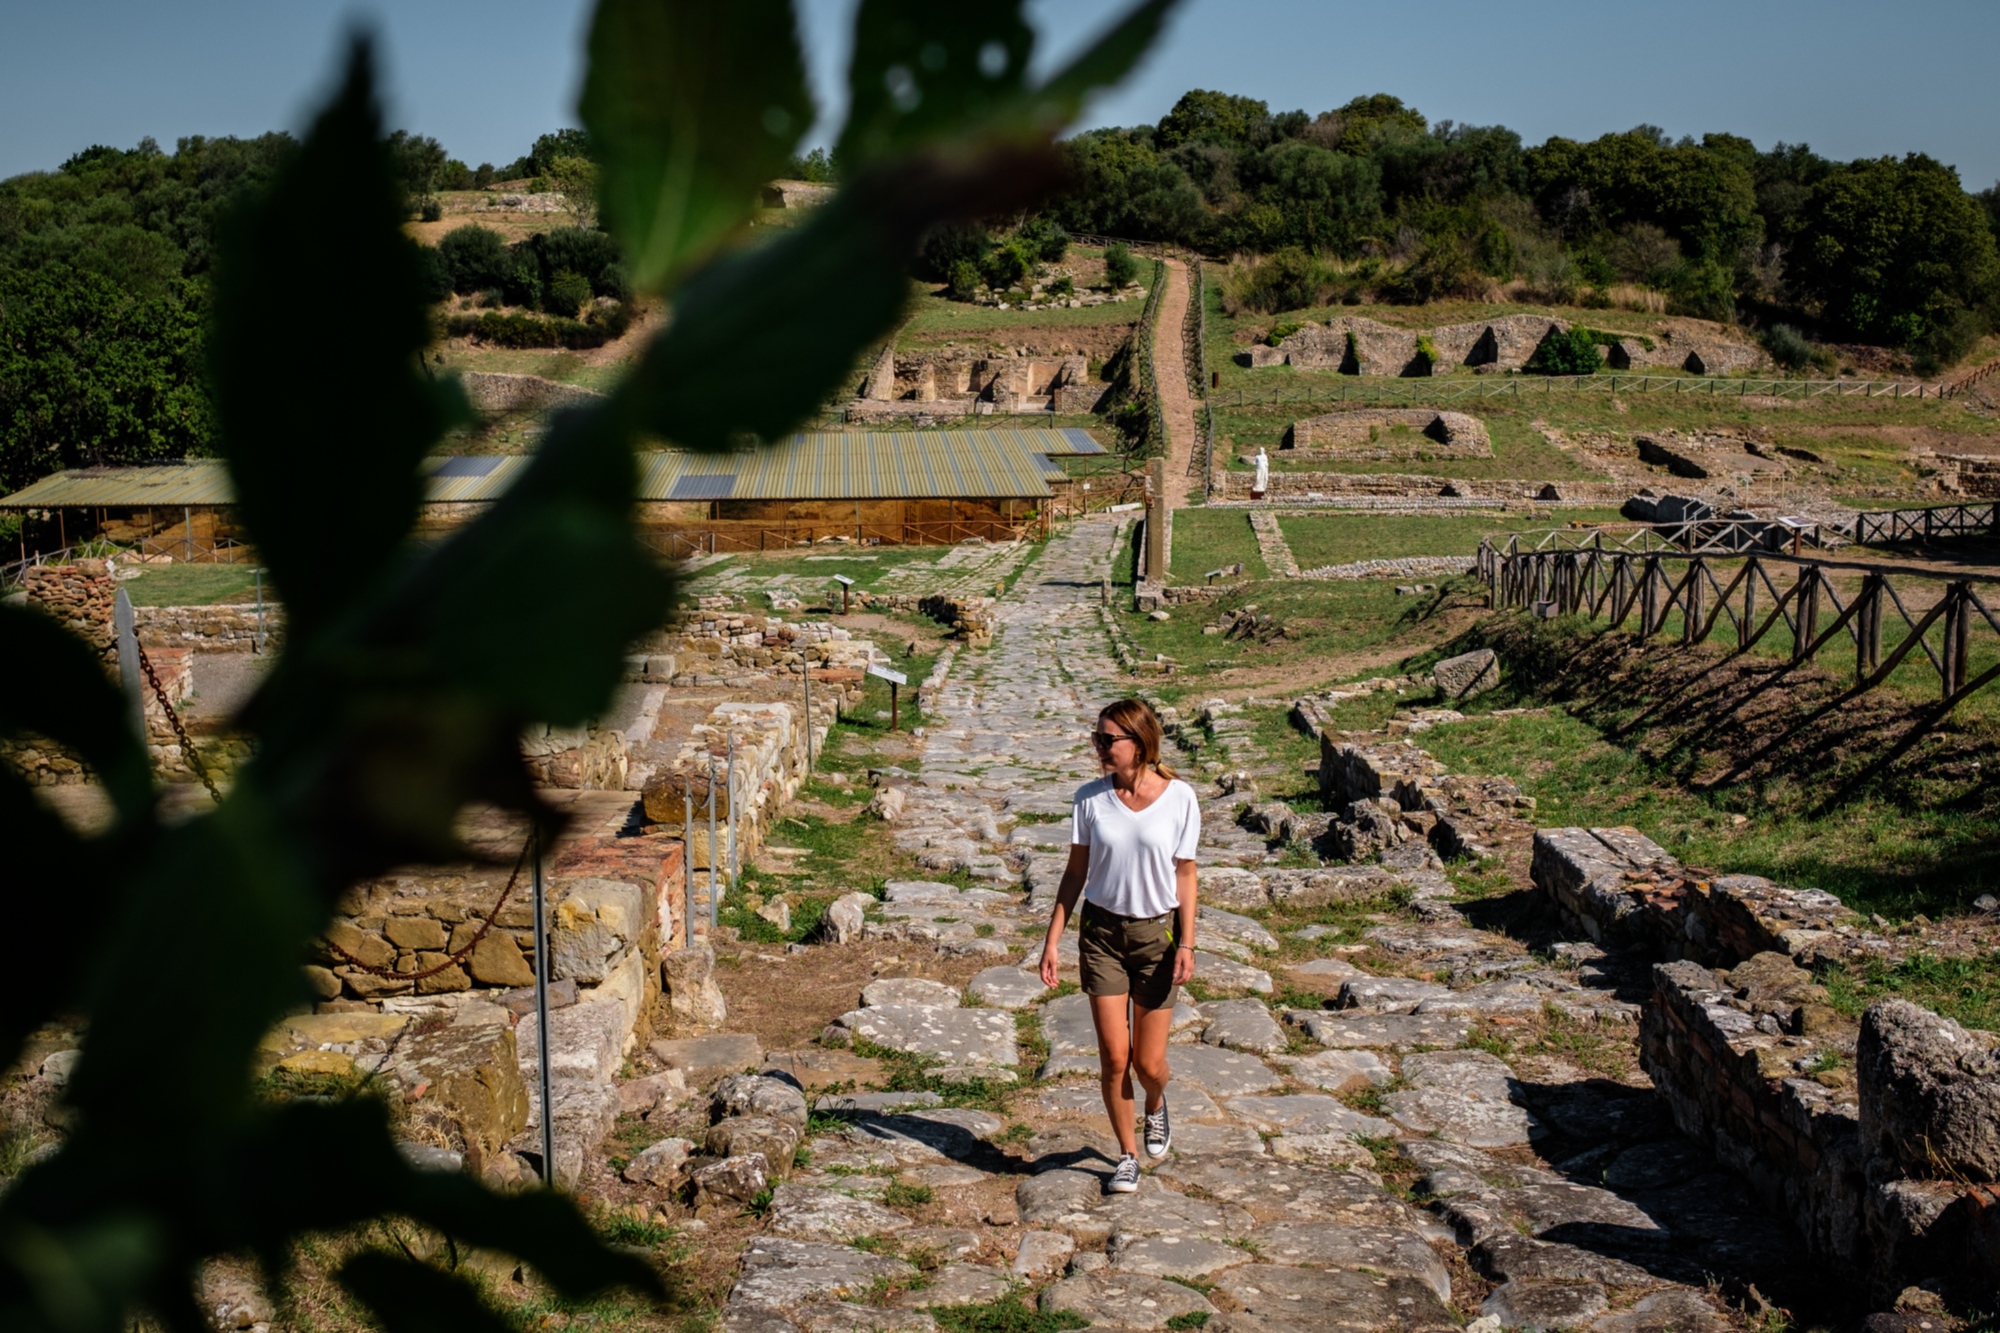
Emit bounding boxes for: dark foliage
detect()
[0,267,212,492]
[1529,326,1605,375]
[1103,240,1138,288]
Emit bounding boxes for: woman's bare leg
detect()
[1129,1000,1174,1113]
[1090,994,1139,1158]
[1092,995,1177,1156]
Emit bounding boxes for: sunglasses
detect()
[1090,730,1136,748]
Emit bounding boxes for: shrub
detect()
[1046,275,1074,300]
[443,309,622,349]
[1265,321,1301,347]
[411,242,453,304]
[545,269,593,318]
[1760,323,1813,372]
[947,260,981,301]
[1225,246,1334,313]
[437,224,511,294]
[917,222,991,282]
[1018,216,1069,263]
[980,239,1032,291]
[418,196,443,223]
[1530,327,1604,375]
[1103,242,1139,289]
[1413,334,1439,374]
[1662,257,1735,322]
[537,227,625,296]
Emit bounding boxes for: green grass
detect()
[118,564,265,607]
[1824,950,2000,1032]
[1213,403,1611,481]
[1406,620,2000,920]
[1169,508,1268,582]
[1276,511,1620,570]
[682,548,958,598]
[880,1179,934,1208]
[931,1300,1089,1333]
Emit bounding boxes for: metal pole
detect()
[529,826,556,1185]
[726,733,738,887]
[802,652,814,770]
[183,507,193,563]
[707,753,719,930]
[890,680,900,733]
[113,589,144,744]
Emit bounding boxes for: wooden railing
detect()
[1479,536,2000,721]
[1851,501,2000,545]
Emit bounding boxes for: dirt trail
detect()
[1152,257,1199,509]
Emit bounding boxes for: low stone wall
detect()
[1297,556,1477,581]
[135,603,280,652]
[459,372,604,414]
[1244,314,1766,378]
[23,561,116,665]
[1211,470,1631,505]
[1537,825,1999,1301]
[1285,409,1490,458]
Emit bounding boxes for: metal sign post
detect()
[529,826,556,1185]
[683,784,694,946]
[113,589,143,743]
[706,754,719,930]
[802,656,814,770]
[867,662,908,733]
[253,568,266,654]
[726,733,738,887]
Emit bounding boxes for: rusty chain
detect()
[134,640,225,806]
[319,833,534,982]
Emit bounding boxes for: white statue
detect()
[1253,447,1269,497]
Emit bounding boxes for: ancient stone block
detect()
[692,1152,770,1207]
[1859,998,2000,1183]
[467,931,536,988]
[712,1073,809,1129]
[385,1025,529,1160]
[651,1031,763,1086]
[1433,648,1499,701]
[825,892,871,944]
[550,877,644,984]
[623,1136,694,1188]
[705,1116,801,1172]
[660,945,729,1028]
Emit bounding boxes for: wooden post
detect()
[1640,559,1658,637]
[1858,573,1882,682]
[1794,568,1818,662]
[889,680,899,732]
[1683,561,1703,644]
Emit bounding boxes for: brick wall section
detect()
[23,561,116,665]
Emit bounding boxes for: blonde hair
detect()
[1098,698,1178,779]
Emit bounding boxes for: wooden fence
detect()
[1479,535,2000,718]
[1851,501,2000,545]
[1216,373,1934,411]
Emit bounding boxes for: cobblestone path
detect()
[714,515,1798,1332]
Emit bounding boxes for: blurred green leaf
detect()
[1026,0,1176,129]
[582,0,812,291]
[837,3,1035,168]
[628,148,1064,451]
[0,604,150,822]
[208,39,462,646]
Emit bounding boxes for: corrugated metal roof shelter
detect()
[0,428,1102,509]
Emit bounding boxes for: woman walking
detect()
[1039,698,1200,1194]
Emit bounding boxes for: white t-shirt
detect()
[1071,775,1201,918]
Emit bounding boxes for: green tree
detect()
[0,4,1171,1329]
[544,155,601,229]
[0,267,212,492]
[1787,153,2000,365]
[1104,240,1139,287]
[1156,89,1269,149]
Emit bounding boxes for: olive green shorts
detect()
[1077,903,1178,1011]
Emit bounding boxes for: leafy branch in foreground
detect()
[0,1,1171,1330]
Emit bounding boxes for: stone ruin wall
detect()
[847,346,1108,420]
[1209,469,1631,505]
[1239,314,1766,378]
[1533,825,2000,1301]
[1282,409,1492,459]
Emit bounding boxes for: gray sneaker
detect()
[1144,1096,1171,1158]
[1107,1153,1140,1194]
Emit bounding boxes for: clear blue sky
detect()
[5,0,1997,190]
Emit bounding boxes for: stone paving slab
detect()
[832,1004,1017,1067]
[1246,1220,1451,1300]
[1166,1043,1284,1096]
[767,1184,914,1242]
[1223,1093,1395,1138]
[1284,1009,1472,1049]
[1040,1271,1217,1329]
[1211,1263,1456,1332]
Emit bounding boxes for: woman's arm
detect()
[1039,844,1090,986]
[1171,857,1198,985]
